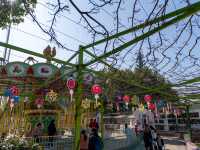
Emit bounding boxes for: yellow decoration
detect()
[94,101,101,109]
[81,99,90,109]
[46,90,58,102]
[139,104,144,112]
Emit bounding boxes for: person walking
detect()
[143,125,153,150]
[48,120,57,136]
[32,123,43,142]
[156,133,164,150]
[80,130,88,150]
[88,128,103,150]
[124,123,135,146]
[48,120,57,147]
[150,126,158,150]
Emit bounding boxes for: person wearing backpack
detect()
[88,128,103,150]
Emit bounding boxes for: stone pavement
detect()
[162,136,186,150]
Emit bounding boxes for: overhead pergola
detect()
[1,1,200,150]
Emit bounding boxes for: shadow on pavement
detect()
[163,137,185,146]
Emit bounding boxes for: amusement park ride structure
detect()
[0,2,200,150]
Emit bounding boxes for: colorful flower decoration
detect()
[144,95,152,103]
[46,90,58,103]
[10,86,19,96]
[4,88,12,97]
[35,98,44,108]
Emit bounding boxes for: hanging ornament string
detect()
[144,95,152,110]
[66,78,76,102]
[123,95,130,110]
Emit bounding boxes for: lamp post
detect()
[3,0,16,63]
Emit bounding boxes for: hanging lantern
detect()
[148,103,155,110]
[66,78,76,102]
[91,84,102,105]
[46,90,58,103]
[144,95,152,103]
[123,95,130,103]
[123,95,130,109]
[35,98,44,108]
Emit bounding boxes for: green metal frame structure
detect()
[0,1,200,149]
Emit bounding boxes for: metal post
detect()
[74,46,84,150]
[100,99,104,138]
[186,105,192,138]
[3,24,11,62]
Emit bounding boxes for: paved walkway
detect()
[162,136,186,150]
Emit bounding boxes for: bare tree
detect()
[21,0,200,83]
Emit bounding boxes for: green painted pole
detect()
[100,99,104,139]
[0,41,75,67]
[84,49,114,69]
[186,104,192,138]
[83,1,200,49]
[74,46,84,150]
[66,51,79,64]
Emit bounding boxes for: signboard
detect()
[32,63,58,78]
[6,62,29,77]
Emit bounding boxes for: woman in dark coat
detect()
[143,125,153,150]
[48,120,57,146]
[48,120,57,136]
